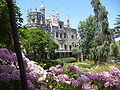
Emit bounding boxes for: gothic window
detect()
[56,32,58,37]
[69,45,72,50]
[75,44,77,47]
[61,43,63,48]
[71,35,74,39]
[64,33,66,38]
[72,42,74,47]
[32,18,35,23]
[60,33,62,38]
[65,44,67,50]
[60,24,62,29]
[57,45,59,49]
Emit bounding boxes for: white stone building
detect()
[26,4,79,58]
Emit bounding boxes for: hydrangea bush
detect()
[0,48,120,90]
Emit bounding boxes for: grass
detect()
[64,60,120,73]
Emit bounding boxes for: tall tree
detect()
[91,0,111,62]
[78,15,98,60]
[0,0,23,49]
[6,0,28,89]
[114,14,120,39]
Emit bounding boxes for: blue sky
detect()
[16,0,120,29]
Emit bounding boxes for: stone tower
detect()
[40,3,45,25]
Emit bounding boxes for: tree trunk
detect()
[81,53,83,62]
[77,55,79,62]
[6,0,28,90]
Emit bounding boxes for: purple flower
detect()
[0,48,17,62]
[77,76,90,83]
[82,84,92,90]
[57,74,69,83]
[56,64,62,68]
[49,66,64,74]
[40,85,47,90]
[0,65,17,73]
[84,72,100,82]
[71,80,80,87]
[27,80,35,90]
[0,73,11,82]
[46,72,52,77]
[99,72,110,82]
[108,66,120,77]
[11,69,20,81]
[104,82,110,87]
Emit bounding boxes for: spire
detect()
[66,15,70,27]
[35,8,37,12]
[30,8,32,12]
[40,1,45,10]
[56,8,59,20]
[27,9,29,13]
[51,9,55,16]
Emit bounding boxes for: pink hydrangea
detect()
[108,66,120,77]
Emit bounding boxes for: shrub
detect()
[51,57,77,66]
[1,48,120,90]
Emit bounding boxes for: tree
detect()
[110,41,120,59]
[114,14,120,39]
[91,0,112,63]
[78,15,98,61]
[6,0,28,89]
[0,0,23,49]
[72,48,81,62]
[19,28,57,61]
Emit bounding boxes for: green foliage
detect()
[72,48,81,61]
[114,15,120,39]
[51,57,77,66]
[45,77,78,90]
[19,28,57,61]
[89,62,120,73]
[78,15,98,60]
[91,0,112,63]
[110,41,120,58]
[0,81,22,90]
[0,0,23,50]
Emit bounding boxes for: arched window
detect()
[60,24,62,29]
[56,32,58,37]
[71,35,74,39]
[64,33,66,38]
[69,45,72,50]
[60,33,62,38]
[65,44,67,50]
[61,43,63,48]
[72,42,74,47]
[57,45,59,49]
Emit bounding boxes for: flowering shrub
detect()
[0,48,47,90]
[0,48,120,90]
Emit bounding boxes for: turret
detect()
[40,2,45,24]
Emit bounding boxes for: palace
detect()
[26,4,79,58]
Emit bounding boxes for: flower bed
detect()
[0,48,120,90]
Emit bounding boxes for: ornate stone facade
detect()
[26,4,79,58]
